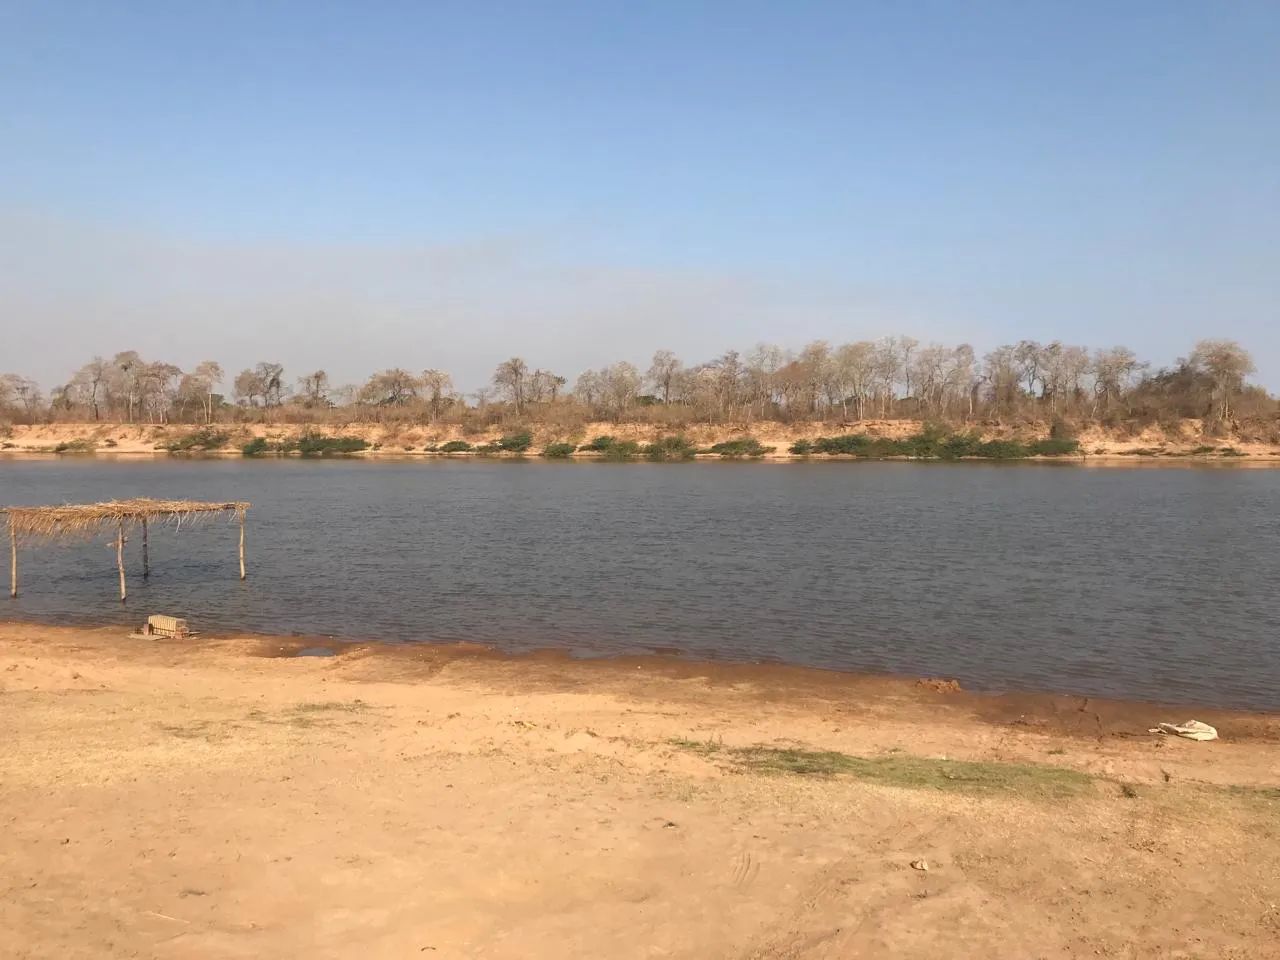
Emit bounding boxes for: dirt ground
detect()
[2,623,1278,959]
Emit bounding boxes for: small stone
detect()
[910,859,929,872]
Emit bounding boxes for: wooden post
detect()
[141,518,150,578]
[117,522,127,603]
[9,524,16,599]
[238,515,246,580]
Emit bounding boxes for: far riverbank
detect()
[4,419,1280,461]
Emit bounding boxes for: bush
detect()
[295,434,368,456]
[1190,445,1217,455]
[497,431,534,453]
[812,433,873,455]
[579,435,641,459]
[166,428,231,452]
[243,434,369,456]
[543,442,577,458]
[53,438,97,454]
[440,440,472,453]
[644,435,698,462]
[709,437,772,458]
[791,428,1059,460]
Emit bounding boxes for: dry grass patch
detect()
[671,740,1095,799]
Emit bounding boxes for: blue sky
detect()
[2,0,1277,391]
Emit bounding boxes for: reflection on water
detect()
[2,457,1278,709]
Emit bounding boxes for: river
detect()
[2,457,1278,709]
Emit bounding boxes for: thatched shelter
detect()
[4,498,250,601]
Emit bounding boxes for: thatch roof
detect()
[3,498,250,542]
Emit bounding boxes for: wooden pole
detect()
[9,524,16,599]
[238,515,246,581]
[141,518,150,578]
[117,522,127,603]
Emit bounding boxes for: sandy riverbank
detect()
[2,621,1278,958]
[4,419,1280,461]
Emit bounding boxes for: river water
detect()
[2,457,1278,709]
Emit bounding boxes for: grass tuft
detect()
[670,740,1094,798]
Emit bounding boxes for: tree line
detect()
[0,337,1269,428]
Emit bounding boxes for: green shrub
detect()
[241,437,270,456]
[579,435,641,459]
[709,437,772,458]
[166,428,231,452]
[1190,445,1217,455]
[53,438,97,454]
[440,440,472,453]
[812,434,874,455]
[543,442,577,458]
[497,431,534,452]
[295,434,368,456]
[1220,447,1246,457]
[644,435,698,461]
[789,439,815,455]
[601,439,641,460]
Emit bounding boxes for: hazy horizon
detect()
[3,1,1277,393]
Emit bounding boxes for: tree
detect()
[111,351,143,422]
[1092,347,1143,416]
[0,374,41,415]
[359,368,419,406]
[646,350,683,404]
[233,369,264,407]
[139,361,182,422]
[420,369,454,416]
[602,362,641,416]
[254,362,285,406]
[1187,340,1255,420]
[528,369,566,403]
[71,356,110,420]
[296,370,331,409]
[573,369,603,409]
[192,361,224,423]
[493,357,529,412]
[833,341,876,420]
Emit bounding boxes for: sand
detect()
[2,622,1278,958]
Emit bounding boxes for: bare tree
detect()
[493,357,529,412]
[111,351,143,422]
[296,370,331,409]
[1188,339,1255,420]
[233,368,264,407]
[420,369,454,416]
[646,350,683,404]
[359,369,420,406]
[192,361,224,423]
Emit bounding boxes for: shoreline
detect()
[4,419,1279,462]
[6,617,1278,736]
[5,449,1280,465]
